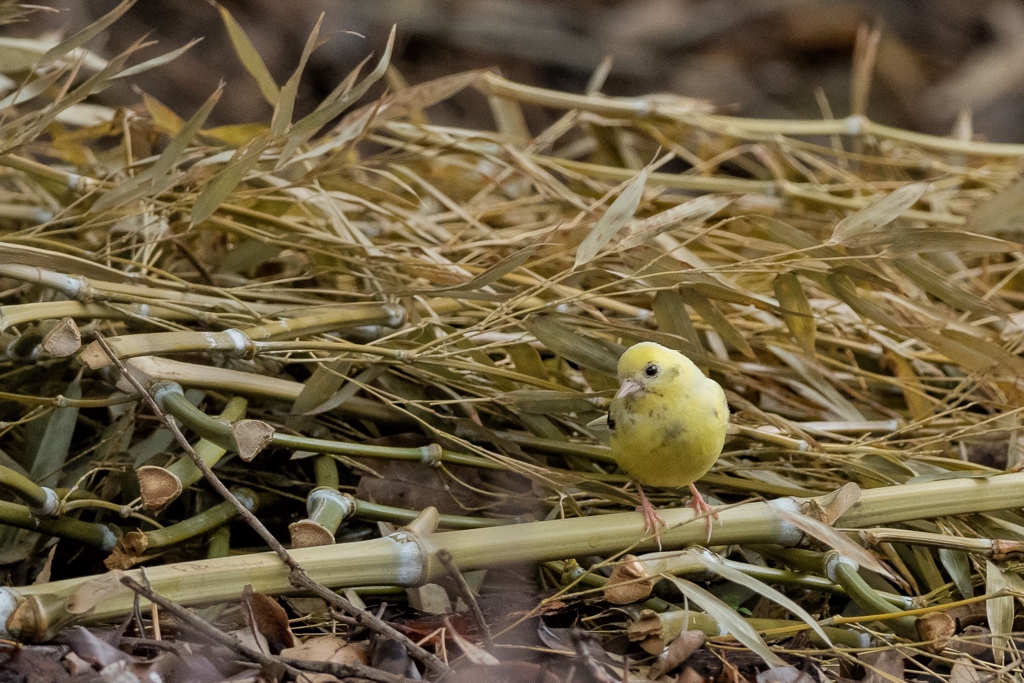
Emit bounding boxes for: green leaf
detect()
[113,39,200,81]
[297,365,385,417]
[271,13,323,137]
[39,0,134,67]
[191,132,270,225]
[692,554,832,646]
[28,377,81,488]
[664,576,785,668]
[279,27,396,163]
[938,548,973,599]
[216,3,279,105]
[92,84,222,212]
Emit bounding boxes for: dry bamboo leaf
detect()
[574,165,650,268]
[523,317,621,376]
[280,636,369,683]
[651,630,706,678]
[622,195,732,249]
[984,560,1013,666]
[966,177,1024,235]
[828,273,909,336]
[773,273,815,355]
[502,390,594,415]
[0,243,139,284]
[505,342,548,381]
[406,246,537,294]
[0,37,102,72]
[829,182,928,246]
[303,362,387,417]
[679,290,755,359]
[860,650,904,683]
[113,39,200,82]
[909,544,946,593]
[939,328,1024,375]
[773,508,897,581]
[892,256,1001,315]
[28,377,80,488]
[0,69,64,111]
[769,346,863,421]
[652,289,706,359]
[291,359,351,416]
[890,229,1022,254]
[949,658,981,683]
[916,329,1015,376]
[216,2,279,105]
[885,352,936,422]
[242,584,296,653]
[447,619,499,664]
[92,85,223,212]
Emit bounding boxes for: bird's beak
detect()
[615,378,643,399]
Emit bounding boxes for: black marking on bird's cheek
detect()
[607,415,617,431]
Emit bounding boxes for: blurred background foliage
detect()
[17,0,1024,141]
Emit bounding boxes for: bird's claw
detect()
[688,483,719,543]
[636,487,667,550]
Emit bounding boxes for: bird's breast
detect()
[608,380,728,488]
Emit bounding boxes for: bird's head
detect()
[614,341,698,399]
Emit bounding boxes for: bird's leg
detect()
[635,484,667,550]
[687,483,719,543]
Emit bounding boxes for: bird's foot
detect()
[688,483,719,543]
[635,486,667,550]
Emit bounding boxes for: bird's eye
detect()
[644,363,658,377]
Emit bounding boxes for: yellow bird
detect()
[608,341,729,542]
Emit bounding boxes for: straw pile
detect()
[2,3,1024,681]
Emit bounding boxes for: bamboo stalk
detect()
[78,303,409,369]
[478,72,1024,157]
[7,470,1024,639]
